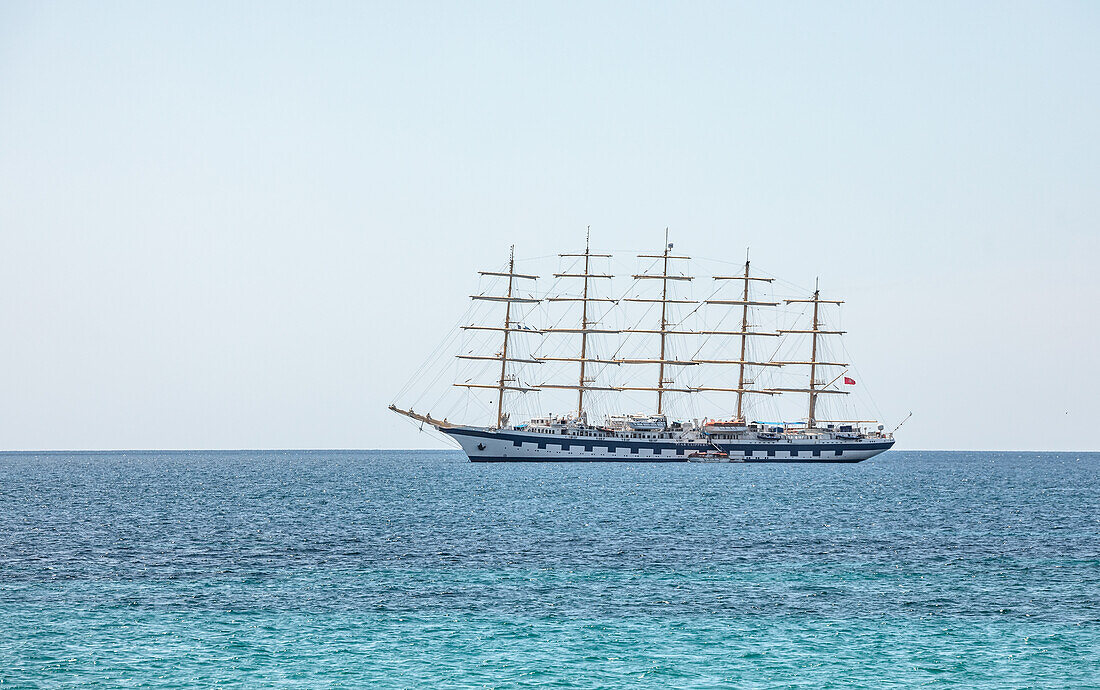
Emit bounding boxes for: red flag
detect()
[843,376,856,385]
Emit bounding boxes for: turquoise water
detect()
[2,450,1097,687]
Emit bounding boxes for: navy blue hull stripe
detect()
[469,456,686,463]
[468,456,869,464]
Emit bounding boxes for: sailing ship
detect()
[390,234,896,462]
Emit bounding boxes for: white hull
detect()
[442,426,894,463]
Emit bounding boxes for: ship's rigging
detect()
[428,236,873,432]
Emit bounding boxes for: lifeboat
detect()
[688,450,728,458]
[703,419,749,434]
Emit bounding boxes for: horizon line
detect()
[1,448,1097,454]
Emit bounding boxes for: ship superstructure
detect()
[390,234,895,462]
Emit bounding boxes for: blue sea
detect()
[1,450,1097,687]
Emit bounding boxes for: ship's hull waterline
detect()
[443,426,894,463]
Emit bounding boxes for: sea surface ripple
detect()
[1,450,1098,687]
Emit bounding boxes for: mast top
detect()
[561,226,612,258]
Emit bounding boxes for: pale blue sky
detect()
[1,1,1097,450]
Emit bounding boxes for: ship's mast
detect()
[807,280,821,427]
[624,230,694,414]
[496,246,517,427]
[693,254,781,415]
[577,231,592,416]
[735,256,752,421]
[657,230,671,414]
[775,281,849,429]
[536,231,618,414]
[455,246,541,428]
